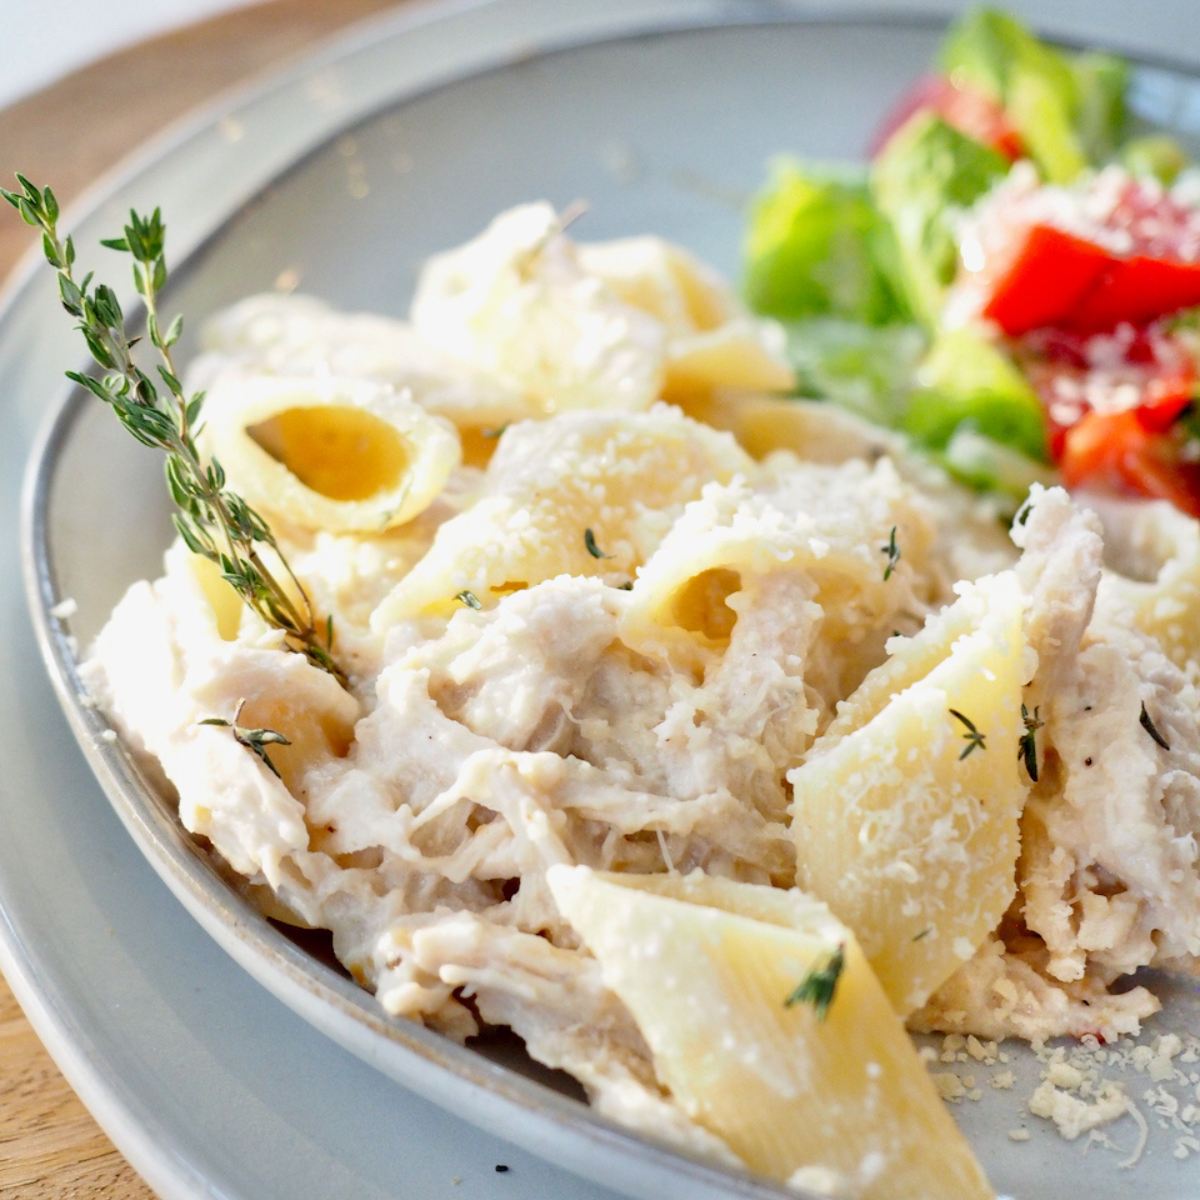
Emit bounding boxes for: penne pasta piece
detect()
[789,571,1029,1015]
[702,393,906,464]
[369,406,752,627]
[201,373,460,533]
[546,866,994,1200]
[199,292,526,439]
[412,204,667,415]
[621,463,934,670]
[579,236,793,409]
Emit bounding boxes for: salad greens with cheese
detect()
[743,7,1200,513]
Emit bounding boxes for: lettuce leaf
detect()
[787,319,926,427]
[1072,51,1130,162]
[870,114,1007,324]
[1120,134,1189,184]
[940,426,1056,499]
[744,161,909,324]
[939,8,1128,181]
[902,327,1047,462]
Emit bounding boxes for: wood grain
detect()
[0,2,399,1195]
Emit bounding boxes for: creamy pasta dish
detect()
[81,201,1200,1199]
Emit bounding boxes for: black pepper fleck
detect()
[1084,757,1093,767]
[495,1165,510,1174]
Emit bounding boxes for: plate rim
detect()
[12,3,1200,1198]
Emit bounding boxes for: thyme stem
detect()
[881,525,901,581]
[1139,701,1170,751]
[1018,703,1043,782]
[4,175,346,686]
[200,700,291,780]
[949,707,987,759]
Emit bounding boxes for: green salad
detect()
[743,8,1200,514]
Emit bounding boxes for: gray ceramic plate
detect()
[8,2,1200,1198]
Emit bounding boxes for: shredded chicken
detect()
[80,244,1200,1171]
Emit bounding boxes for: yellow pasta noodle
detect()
[546,866,993,1200]
[411,204,667,415]
[578,235,793,408]
[369,405,752,627]
[200,293,526,441]
[201,373,460,533]
[789,571,1029,1014]
[622,462,934,669]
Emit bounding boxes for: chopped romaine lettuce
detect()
[1120,134,1189,184]
[744,161,909,324]
[1005,70,1086,182]
[941,425,1056,498]
[738,10,1200,508]
[902,327,1047,461]
[938,9,1061,99]
[939,8,1127,181]
[1072,51,1130,162]
[786,319,926,426]
[871,114,1008,323]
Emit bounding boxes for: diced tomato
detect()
[1022,323,1200,512]
[1060,408,1200,516]
[1132,383,1194,433]
[870,74,1024,161]
[1069,255,1200,331]
[1022,322,1197,467]
[982,226,1112,336]
[974,175,1200,336]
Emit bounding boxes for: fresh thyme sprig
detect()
[1018,703,1043,782]
[3,174,345,686]
[949,708,987,759]
[784,943,845,1021]
[881,525,900,581]
[1139,701,1170,751]
[200,700,291,779]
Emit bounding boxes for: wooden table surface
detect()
[0,3,398,1195]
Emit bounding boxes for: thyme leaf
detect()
[784,943,845,1021]
[584,527,610,560]
[1018,703,1043,782]
[1139,701,1170,750]
[456,589,483,610]
[949,708,987,759]
[881,525,900,581]
[200,701,291,779]
[4,175,346,686]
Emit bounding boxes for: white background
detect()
[0,0,256,110]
